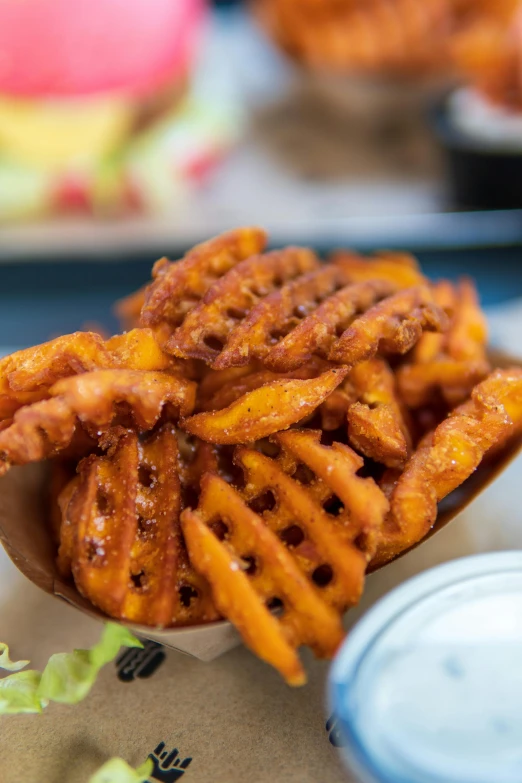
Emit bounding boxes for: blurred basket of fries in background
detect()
[1,227,522,686]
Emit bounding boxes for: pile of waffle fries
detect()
[254,0,521,86]
[2,227,522,685]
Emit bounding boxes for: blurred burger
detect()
[0,0,234,219]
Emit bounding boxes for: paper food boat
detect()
[1,349,521,662]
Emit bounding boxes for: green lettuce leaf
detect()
[0,670,46,714]
[0,623,143,714]
[88,757,153,783]
[0,642,29,672]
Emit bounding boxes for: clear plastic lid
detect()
[329,552,522,783]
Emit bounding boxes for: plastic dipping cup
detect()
[328,552,522,783]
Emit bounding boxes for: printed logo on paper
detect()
[116,640,166,682]
[147,742,192,782]
[325,714,346,748]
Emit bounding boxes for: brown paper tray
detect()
[1,349,521,661]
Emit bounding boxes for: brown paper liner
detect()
[1,349,521,660]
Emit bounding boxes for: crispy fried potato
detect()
[397,358,491,408]
[212,264,350,370]
[62,425,218,626]
[373,368,522,567]
[348,402,409,468]
[182,368,348,444]
[332,250,427,287]
[114,286,147,330]
[265,279,395,372]
[273,429,389,558]
[166,247,319,365]
[199,359,332,413]
[0,329,173,421]
[141,228,267,330]
[328,286,448,365]
[0,370,195,474]
[182,473,345,685]
[347,358,412,467]
[399,278,490,407]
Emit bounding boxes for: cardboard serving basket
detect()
[0,349,521,662]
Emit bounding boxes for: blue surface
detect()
[1,245,521,349]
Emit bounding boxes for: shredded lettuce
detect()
[0,642,29,672]
[0,623,142,715]
[88,757,153,783]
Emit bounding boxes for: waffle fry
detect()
[0,329,173,421]
[373,367,522,567]
[265,279,395,372]
[0,370,195,474]
[212,264,350,370]
[329,286,449,365]
[346,358,412,467]
[114,286,147,331]
[61,425,218,626]
[183,368,348,444]
[166,247,319,365]
[182,473,343,685]
[397,279,490,407]
[182,427,388,683]
[140,227,267,331]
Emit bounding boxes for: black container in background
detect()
[431,98,522,211]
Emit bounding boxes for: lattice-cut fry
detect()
[372,368,522,567]
[447,278,489,361]
[348,403,409,469]
[182,473,346,685]
[399,278,490,408]
[331,250,427,288]
[52,370,195,430]
[0,332,110,396]
[397,358,491,408]
[62,426,218,627]
[273,429,389,559]
[182,368,348,444]
[105,329,173,371]
[0,329,173,421]
[212,264,351,370]
[114,286,147,330]
[140,228,267,330]
[264,279,395,372]
[199,359,331,413]
[0,370,195,474]
[346,358,411,467]
[328,286,448,365]
[412,280,457,364]
[166,247,319,365]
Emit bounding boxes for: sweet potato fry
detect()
[397,358,491,408]
[182,368,348,444]
[63,426,218,626]
[273,429,389,559]
[373,368,522,567]
[399,278,490,407]
[0,329,173,422]
[0,370,195,474]
[332,250,427,288]
[213,264,351,369]
[182,473,345,685]
[347,358,411,467]
[265,279,395,372]
[141,227,267,329]
[328,286,448,365]
[114,285,147,330]
[166,247,319,364]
